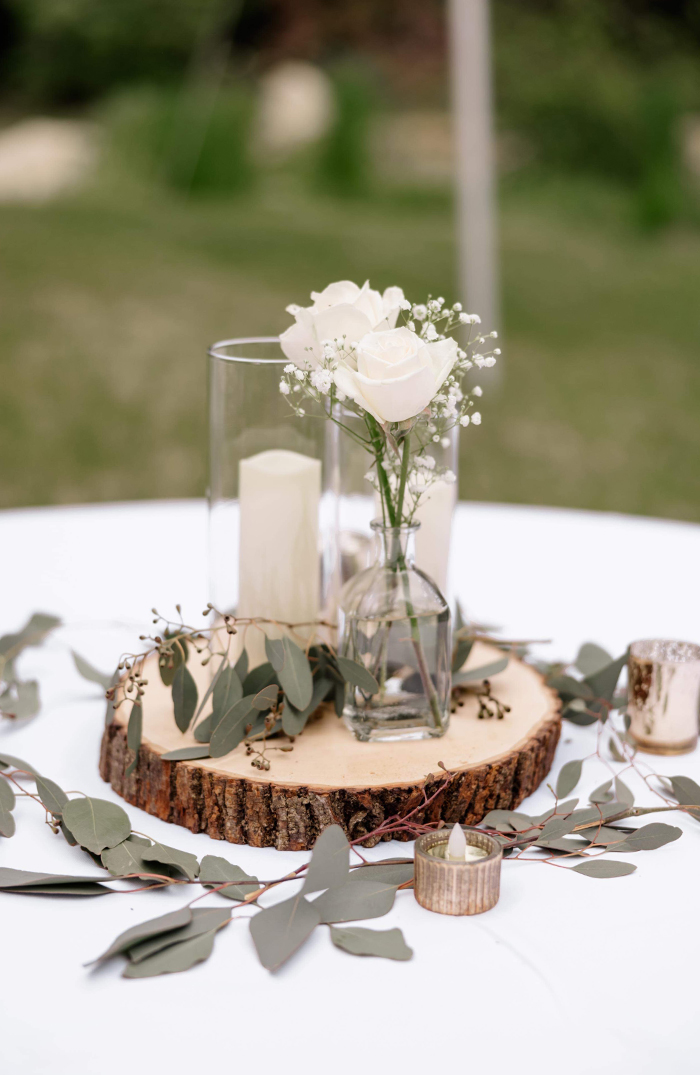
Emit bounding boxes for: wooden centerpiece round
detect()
[100,643,561,851]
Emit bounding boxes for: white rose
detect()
[334,327,458,423]
[280,280,406,369]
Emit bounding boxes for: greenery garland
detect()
[1,610,699,978]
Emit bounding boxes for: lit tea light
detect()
[446,822,489,861]
[425,823,489,861]
[415,826,502,915]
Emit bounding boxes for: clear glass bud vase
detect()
[338,521,452,741]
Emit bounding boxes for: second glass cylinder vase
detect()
[338,521,452,741]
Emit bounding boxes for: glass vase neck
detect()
[370,519,420,568]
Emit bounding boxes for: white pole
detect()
[448,0,499,337]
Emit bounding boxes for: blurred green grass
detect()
[2,175,700,520]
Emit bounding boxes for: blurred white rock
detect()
[0,118,96,203]
[374,111,454,185]
[682,114,700,180]
[374,110,534,187]
[255,62,335,158]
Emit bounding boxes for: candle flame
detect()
[446,824,467,860]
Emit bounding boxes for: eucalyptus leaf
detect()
[249,893,321,971]
[481,810,534,832]
[613,823,682,853]
[556,759,583,799]
[571,860,637,878]
[141,841,199,881]
[579,826,632,847]
[127,908,231,964]
[2,881,110,896]
[159,635,188,687]
[194,657,228,721]
[348,861,414,886]
[535,837,590,855]
[609,737,625,763]
[252,684,279,711]
[234,649,248,682]
[278,638,314,710]
[71,650,113,690]
[530,799,578,826]
[265,637,285,673]
[242,662,276,697]
[193,714,214,743]
[589,780,614,804]
[548,674,594,700]
[334,682,345,717]
[282,676,333,736]
[212,664,243,720]
[101,835,152,877]
[614,776,634,807]
[0,777,15,811]
[161,745,212,761]
[536,815,580,844]
[584,651,628,703]
[301,825,350,895]
[0,612,60,657]
[209,696,256,757]
[452,656,508,686]
[0,868,109,889]
[125,700,142,778]
[60,820,77,846]
[35,775,67,816]
[62,796,131,854]
[451,638,474,674]
[199,854,259,900]
[90,906,193,964]
[570,802,628,832]
[575,642,613,676]
[312,878,398,924]
[5,680,41,720]
[335,656,379,696]
[669,775,700,821]
[563,707,598,726]
[172,664,198,733]
[330,926,412,961]
[0,806,15,837]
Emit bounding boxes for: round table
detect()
[1,499,699,1075]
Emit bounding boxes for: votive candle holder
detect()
[414,827,502,915]
[628,639,700,755]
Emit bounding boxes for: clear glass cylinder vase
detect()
[208,337,336,665]
[338,521,452,741]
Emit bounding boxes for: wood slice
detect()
[100,642,561,851]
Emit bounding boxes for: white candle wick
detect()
[446,824,467,860]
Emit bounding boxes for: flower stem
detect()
[392,431,445,731]
[395,432,411,525]
[364,415,396,526]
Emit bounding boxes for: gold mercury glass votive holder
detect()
[628,639,700,755]
[414,827,502,915]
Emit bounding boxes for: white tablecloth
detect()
[1,500,699,1075]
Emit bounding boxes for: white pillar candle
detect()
[238,449,321,666]
[415,479,456,595]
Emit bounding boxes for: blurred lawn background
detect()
[2,0,700,519]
